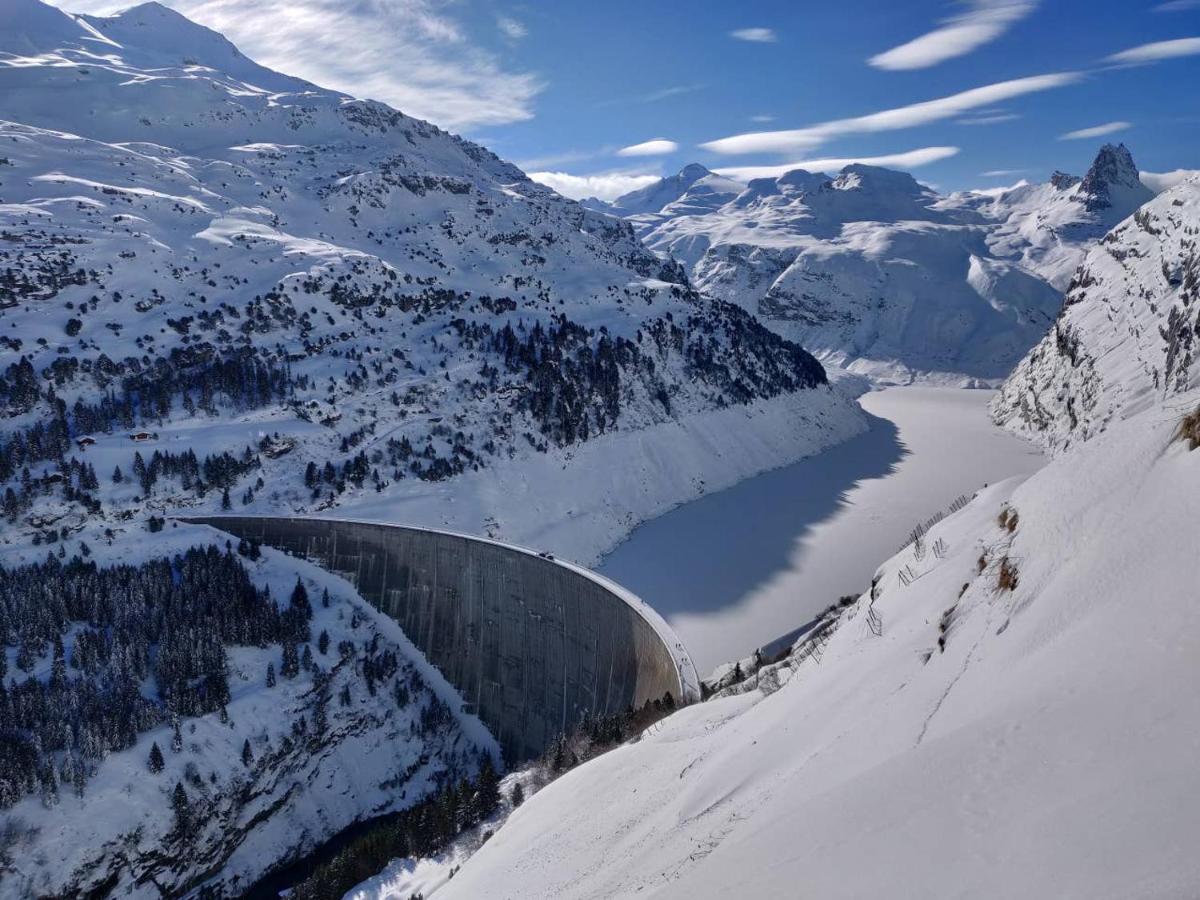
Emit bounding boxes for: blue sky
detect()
[57,0,1200,198]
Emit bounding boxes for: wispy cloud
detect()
[1106,37,1200,65]
[496,16,527,40]
[1154,1,1200,11]
[700,73,1080,155]
[514,147,614,171]
[749,114,776,123]
[957,111,1021,125]
[869,1,1038,70]
[730,27,777,43]
[1058,121,1131,140]
[713,146,960,181]
[980,168,1027,176]
[597,84,705,108]
[529,170,661,201]
[49,0,542,131]
[617,139,679,157]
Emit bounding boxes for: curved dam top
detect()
[180,516,699,764]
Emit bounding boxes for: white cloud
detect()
[980,168,1027,176]
[497,16,527,40]
[1106,37,1200,65]
[869,1,1037,70]
[1154,1,1200,11]
[700,73,1079,155]
[617,139,679,157]
[47,0,542,131]
[750,114,776,123]
[1140,169,1200,193]
[957,112,1021,125]
[731,27,777,43]
[514,147,614,171]
[969,179,1030,197]
[529,170,662,201]
[712,146,960,181]
[1058,121,1131,140]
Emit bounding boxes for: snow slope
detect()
[992,175,1200,452]
[619,147,1169,384]
[430,370,1200,900]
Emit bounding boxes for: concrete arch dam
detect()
[181,516,699,764]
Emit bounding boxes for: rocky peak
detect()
[1077,143,1149,212]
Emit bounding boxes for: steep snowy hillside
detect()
[429,370,1200,900]
[946,144,1156,290]
[0,524,494,898]
[992,175,1200,451]
[633,163,1060,383]
[0,0,865,557]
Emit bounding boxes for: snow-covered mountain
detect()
[946,143,1156,290]
[609,163,744,218]
[992,174,1200,452]
[0,0,866,550]
[0,1,869,894]
[420,180,1200,900]
[615,147,1167,384]
[623,163,1058,383]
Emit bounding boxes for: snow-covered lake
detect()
[596,386,1046,673]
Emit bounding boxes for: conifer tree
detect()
[171,781,189,831]
[148,742,165,774]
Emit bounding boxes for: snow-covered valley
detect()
[598,385,1045,672]
[1,0,1199,897]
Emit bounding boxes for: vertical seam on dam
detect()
[177,516,699,764]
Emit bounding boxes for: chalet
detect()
[129,431,154,442]
[75,436,97,449]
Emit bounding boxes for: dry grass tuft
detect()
[1176,406,1200,451]
[996,556,1019,593]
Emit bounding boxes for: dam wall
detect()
[180,516,698,764]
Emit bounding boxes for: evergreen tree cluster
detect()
[0,546,307,808]
[288,753,501,900]
[0,346,293,482]
[487,316,632,447]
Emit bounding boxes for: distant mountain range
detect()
[590,145,1186,383]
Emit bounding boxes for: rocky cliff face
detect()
[992,176,1200,452]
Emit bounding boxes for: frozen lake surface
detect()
[596,387,1046,673]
